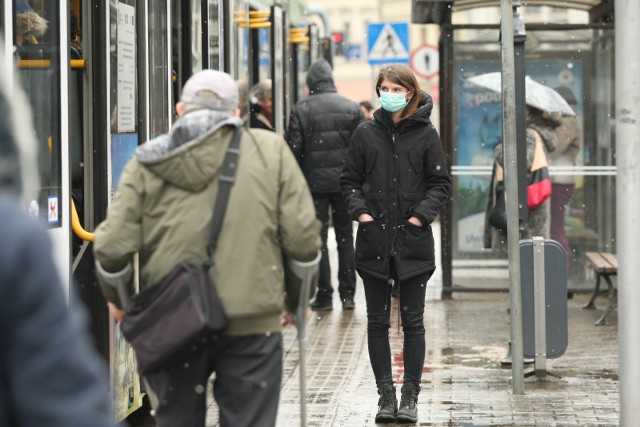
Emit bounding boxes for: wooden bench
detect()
[582,252,617,326]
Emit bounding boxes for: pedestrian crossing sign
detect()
[367,22,410,65]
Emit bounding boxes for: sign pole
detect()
[500,0,525,395]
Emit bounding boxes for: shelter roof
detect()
[449,0,604,12]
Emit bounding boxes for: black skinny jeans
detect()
[361,267,431,388]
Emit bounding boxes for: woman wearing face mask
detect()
[340,64,450,424]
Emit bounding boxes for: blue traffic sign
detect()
[367,22,410,65]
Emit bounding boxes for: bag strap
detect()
[205,126,242,267]
[530,129,548,172]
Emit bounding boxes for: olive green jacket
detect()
[94,112,321,336]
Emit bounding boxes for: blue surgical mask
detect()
[379,92,408,113]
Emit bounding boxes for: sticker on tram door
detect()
[48,196,58,223]
[28,200,39,219]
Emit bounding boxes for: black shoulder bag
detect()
[121,126,242,375]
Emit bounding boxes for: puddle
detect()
[431,345,505,368]
[559,369,619,380]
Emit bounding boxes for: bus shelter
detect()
[413,1,615,295]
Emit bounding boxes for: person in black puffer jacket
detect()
[340,64,450,424]
[286,59,364,311]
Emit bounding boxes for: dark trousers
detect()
[361,266,431,387]
[551,183,575,271]
[144,334,283,427]
[312,192,356,301]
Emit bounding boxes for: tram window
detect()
[190,0,202,72]
[14,1,63,227]
[148,0,170,137]
[207,0,222,71]
[109,0,138,135]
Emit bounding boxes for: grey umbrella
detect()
[467,72,575,116]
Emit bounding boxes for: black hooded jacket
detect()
[340,92,451,280]
[286,59,363,193]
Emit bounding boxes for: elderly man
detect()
[94,70,321,427]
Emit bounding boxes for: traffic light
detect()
[332,31,344,56]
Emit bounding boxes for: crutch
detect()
[95,261,133,309]
[287,251,321,427]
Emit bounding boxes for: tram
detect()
[1,0,326,421]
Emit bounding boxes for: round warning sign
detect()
[410,44,439,79]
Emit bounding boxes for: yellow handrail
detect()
[71,199,94,242]
[17,59,87,69]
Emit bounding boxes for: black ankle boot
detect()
[396,383,420,423]
[375,384,397,423]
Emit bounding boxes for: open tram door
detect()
[72,0,177,421]
[1,1,72,294]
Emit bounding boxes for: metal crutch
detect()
[287,250,321,427]
[95,260,133,309]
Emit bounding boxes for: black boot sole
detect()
[395,413,418,423]
[374,413,396,423]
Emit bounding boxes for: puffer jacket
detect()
[94,110,321,336]
[286,59,363,193]
[340,93,451,281]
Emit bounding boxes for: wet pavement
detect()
[206,223,619,426]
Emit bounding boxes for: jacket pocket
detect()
[397,219,433,263]
[355,218,386,262]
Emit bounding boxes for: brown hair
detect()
[375,64,421,119]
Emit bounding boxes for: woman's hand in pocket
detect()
[408,216,423,227]
[359,213,375,223]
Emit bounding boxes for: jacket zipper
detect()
[391,132,399,255]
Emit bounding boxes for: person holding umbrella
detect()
[468,73,571,253]
[484,105,559,253]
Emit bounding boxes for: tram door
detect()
[1,1,72,292]
[72,0,175,420]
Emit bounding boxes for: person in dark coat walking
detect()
[341,64,450,423]
[286,59,364,310]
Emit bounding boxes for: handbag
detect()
[489,180,507,232]
[490,130,551,232]
[527,129,552,209]
[120,126,242,375]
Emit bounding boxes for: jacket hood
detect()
[306,59,336,94]
[373,90,434,131]
[135,110,242,192]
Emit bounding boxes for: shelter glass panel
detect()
[449,26,615,289]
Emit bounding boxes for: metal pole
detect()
[500,0,525,394]
[532,237,547,378]
[615,0,640,424]
[512,2,528,222]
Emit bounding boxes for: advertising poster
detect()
[454,59,584,253]
[110,133,143,420]
[116,3,136,133]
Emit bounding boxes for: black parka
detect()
[286,59,363,193]
[340,93,450,281]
